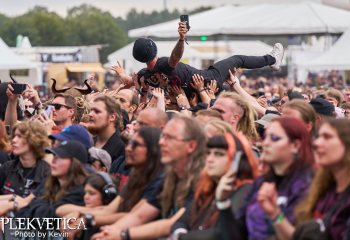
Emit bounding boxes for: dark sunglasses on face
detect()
[128,139,145,149]
[50,103,72,110]
[264,133,282,142]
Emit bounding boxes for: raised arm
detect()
[168,22,188,68]
[227,69,267,117]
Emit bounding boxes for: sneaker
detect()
[269,43,284,71]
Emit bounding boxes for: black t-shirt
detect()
[137,57,216,98]
[98,131,125,163]
[0,151,9,166]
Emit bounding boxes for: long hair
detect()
[43,158,88,202]
[12,121,49,159]
[270,117,314,172]
[0,121,10,152]
[295,119,350,222]
[189,133,259,228]
[84,174,118,205]
[160,117,207,217]
[93,95,122,131]
[218,92,258,141]
[284,99,317,136]
[118,127,163,212]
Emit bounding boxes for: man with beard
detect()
[87,95,125,162]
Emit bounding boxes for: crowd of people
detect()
[0,21,349,240]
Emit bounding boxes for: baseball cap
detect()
[133,38,157,63]
[49,124,93,149]
[288,91,304,101]
[255,113,280,127]
[45,140,88,163]
[88,147,112,172]
[309,98,335,117]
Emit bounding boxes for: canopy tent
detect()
[129,2,350,38]
[0,38,40,85]
[0,38,37,70]
[105,40,273,74]
[300,27,350,70]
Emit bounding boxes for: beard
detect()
[87,122,109,135]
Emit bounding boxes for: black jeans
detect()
[206,55,275,84]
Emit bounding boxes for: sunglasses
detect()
[264,133,282,142]
[50,103,72,110]
[128,139,145,149]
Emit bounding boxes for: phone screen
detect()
[231,151,243,174]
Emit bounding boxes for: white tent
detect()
[301,27,350,70]
[129,2,350,37]
[106,40,273,74]
[0,38,40,85]
[0,38,37,70]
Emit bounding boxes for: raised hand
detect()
[215,170,236,202]
[207,79,219,94]
[171,85,184,97]
[110,61,133,86]
[178,22,188,40]
[152,88,165,99]
[23,84,40,105]
[257,182,280,219]
[190,74,205,92]
[226,68,240,88]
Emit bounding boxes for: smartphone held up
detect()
[180,15,190,31]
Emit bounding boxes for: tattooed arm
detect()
[168,22,188,68]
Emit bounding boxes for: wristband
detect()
[34,102,43,110]
[179,39,185,41]
[9,194,16,202]
[13,201,19,212]
[216,199,231,210]
[271,211,285,224]
[199,88,206,93]
[172,228,188,240]
[120,228,131,240]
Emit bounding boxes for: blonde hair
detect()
[205,120,234,136]
[218,92,258,141]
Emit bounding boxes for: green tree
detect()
[66,4,127,62]
[0,7,66,46]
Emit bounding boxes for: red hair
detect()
[190,133,259,228]
[271,117,315,169]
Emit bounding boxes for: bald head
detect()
[134,108,168,131]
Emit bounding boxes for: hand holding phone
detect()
[43,105,54,119]
[180,15,190,31]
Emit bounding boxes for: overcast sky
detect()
[0,0,239,18]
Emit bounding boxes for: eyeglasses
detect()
[264,133,282,142]
[50,103,72,110]
[128,139,146,150]
[160,132,190,142]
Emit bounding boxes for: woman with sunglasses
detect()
[216,117,315,240]
[55,127,164,232]
[170,133,259,240]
